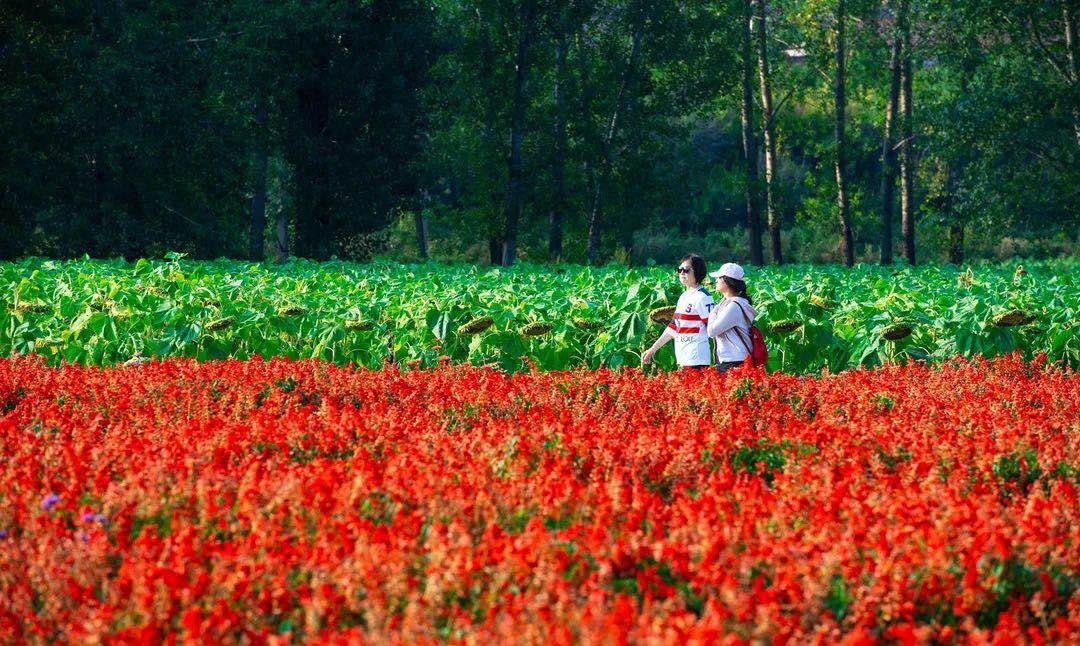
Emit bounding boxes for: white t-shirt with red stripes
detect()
[662,286,714,366]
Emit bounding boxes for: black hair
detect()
[681,254,708,285]
[719,275,752,304]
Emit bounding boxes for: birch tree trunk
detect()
[477,8,503,266]
[549,19,569,261]
[90,0,109,256]
[946,164,963,263]
[899,2,915,265]
[274,200,288,263]
[878,0,905,265]
[249,99,269,261]
[576,31,598,262]
[414,211,429,259]
[502,4,534,266]
[834,0,854,267]
[741,0,763,265]
[1064,0,1079,144]
[755,0,782,264]
[587,10,643,265]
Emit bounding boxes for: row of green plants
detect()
[2,255,1076,372]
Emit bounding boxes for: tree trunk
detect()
[949,223,964,264]
[741,0,763,266]
[755,0,782,264]
[943,56,976,266]
[549,21,569,261]
[293,72,331,260]
[118,155,148,260]
[834,0,854,267]
[587,14,643,265]
[899,5,915,266]
[1064,0,1080,144]
[879,0,904,265]
[274,200,288,263]
[414,211,429,259]
[249,99,269,261]
[586,188,602,263]
[90,0,108,257]
[477,10,503,264]
[576,32,598,264]
[503,5,534,267]
[292,161,313,260]
[619,183,636,256]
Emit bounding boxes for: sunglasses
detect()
[677,267,692,274]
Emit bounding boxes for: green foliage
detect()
[6,257,1073,372]
[1,0,1075,264]
[0,0,436,262]
[991,449,1042,497]
[730,439,788,486]
[823,574,853,622]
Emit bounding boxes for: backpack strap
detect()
[726,298,754,357]
[731,299,753,326]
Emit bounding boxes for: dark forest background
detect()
[2,0,1077,265]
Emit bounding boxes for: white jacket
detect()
[707,297,758,363]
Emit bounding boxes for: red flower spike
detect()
[0,354,1074,642]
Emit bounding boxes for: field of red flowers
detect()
[0,355,1077,643]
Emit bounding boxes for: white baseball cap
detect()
[710,262,745,281]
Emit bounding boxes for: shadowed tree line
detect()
[1,0,1076,265]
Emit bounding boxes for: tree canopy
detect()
[1,0,1076,264]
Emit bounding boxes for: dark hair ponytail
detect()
[681,254,708,284]
[720,276,752,304]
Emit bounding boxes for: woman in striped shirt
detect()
[641,254,714,370]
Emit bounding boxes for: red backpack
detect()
[731,300,768,368]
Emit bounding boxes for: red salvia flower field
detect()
[0,355,1077,643]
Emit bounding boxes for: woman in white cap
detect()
[641,254,714,370]
[706,262,758,374]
